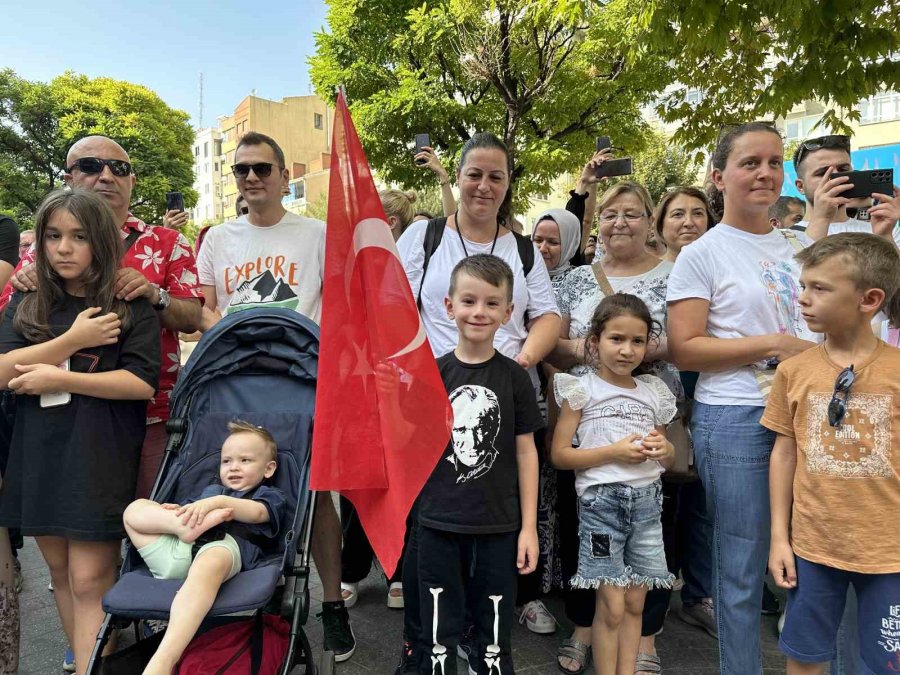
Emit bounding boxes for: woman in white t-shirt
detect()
[395,132,561,670]
[397,134,560,364]
[666,123,818,675]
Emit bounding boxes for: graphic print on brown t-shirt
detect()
[806,392,892,478]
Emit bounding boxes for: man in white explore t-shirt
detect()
[196,132,357,662]
[791,134,900,247]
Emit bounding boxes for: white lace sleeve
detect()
[636,374,677,425]
[553,373,589,411]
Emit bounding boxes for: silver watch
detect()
[152,285,171,311]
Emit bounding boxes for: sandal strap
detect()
[557,638,591,673]
[634,651,661,674]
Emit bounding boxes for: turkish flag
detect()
[310,92,452,577]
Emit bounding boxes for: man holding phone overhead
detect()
[791,135,900,247]
[0,135,204,502]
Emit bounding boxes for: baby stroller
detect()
[87,307,333,674]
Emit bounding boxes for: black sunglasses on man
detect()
[232,163,283,178]
[66,157,133,177]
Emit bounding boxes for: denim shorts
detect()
[781,556,900,674]
[571,480,674,590]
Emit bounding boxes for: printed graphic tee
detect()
[666,224,820,406]
[417,351,544,534]
[197,212,324,323]
[761,342,900,573]
[554,372,677,494]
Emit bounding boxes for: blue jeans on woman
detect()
[692,403,773,675]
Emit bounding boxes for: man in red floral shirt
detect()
[0,135,203,499]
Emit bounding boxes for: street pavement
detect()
[16,537,789,674]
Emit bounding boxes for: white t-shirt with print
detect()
[554,372,677,493]
[397,219,560,360]
[666,224,820,407]
[197,211,325,323]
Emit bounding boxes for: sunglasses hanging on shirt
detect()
[827,365,856,428]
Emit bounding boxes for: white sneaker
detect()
[387,582,404,609]
[517,600,557,634]
[340,582,359,609]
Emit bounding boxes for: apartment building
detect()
[191,127,223,224]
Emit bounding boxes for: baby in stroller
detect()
[123,420,288,674]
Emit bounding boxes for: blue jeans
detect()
[692,403,773,675]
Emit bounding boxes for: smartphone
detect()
[40,358,71,408]
[166,191,185,212]
[831,168,894,199]
[595,136,611,152]
[414,134,430,165]
[595,157,634,178]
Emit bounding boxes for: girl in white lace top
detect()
[551,293,677,675]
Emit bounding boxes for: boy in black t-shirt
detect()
[414,254,542,675]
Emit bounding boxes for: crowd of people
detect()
[0,121,897,675]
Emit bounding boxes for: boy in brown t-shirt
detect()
[761,233,900,675]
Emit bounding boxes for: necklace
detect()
[454,210,500,257]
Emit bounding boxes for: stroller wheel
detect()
[318,650,335,675]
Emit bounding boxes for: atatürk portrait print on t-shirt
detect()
[448,385,501,483]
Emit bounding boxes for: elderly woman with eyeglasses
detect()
[547,182,682,674]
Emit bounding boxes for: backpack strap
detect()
[417,217,448,310]
[779,229,806,254]
[123,228,141,254]
[512,230,535,278]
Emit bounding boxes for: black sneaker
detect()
[320,600,356,662]
[761,583,780,615]
[394,640,419,674]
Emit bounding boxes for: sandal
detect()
[557,638,591,674]
[635,651,661,674]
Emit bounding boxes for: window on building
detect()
[205,184,210,194]
[204,142,209,158]
[785,114,826,142]
[215,139,222,156]
[194,146,200,157]
[314,113,323,130]
[858,91,900,124]
[214,162,219,172]
[685,88,703,106]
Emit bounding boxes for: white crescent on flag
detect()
[346,217,428,360]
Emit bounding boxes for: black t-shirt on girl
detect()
[0,292,160,540]
[418,351,543,535]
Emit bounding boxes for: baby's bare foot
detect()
[178,508,234,543]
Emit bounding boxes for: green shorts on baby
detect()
[138,533,242,581]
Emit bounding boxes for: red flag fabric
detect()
[310,92,452,577]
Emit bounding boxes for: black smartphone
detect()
[414,134,430,165]
[831,168,893,199]
[595,157,633,178]
[165,191,185,212]
[595,136,611,152]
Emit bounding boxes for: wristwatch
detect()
[152,285,171,311]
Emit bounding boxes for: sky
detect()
[4,0,330,129]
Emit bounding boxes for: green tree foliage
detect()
[633,0,900,150]
[0,70,197,225]
[310,0,671,209]
[629,126,702,202]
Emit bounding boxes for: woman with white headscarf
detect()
[532,208,585,298]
